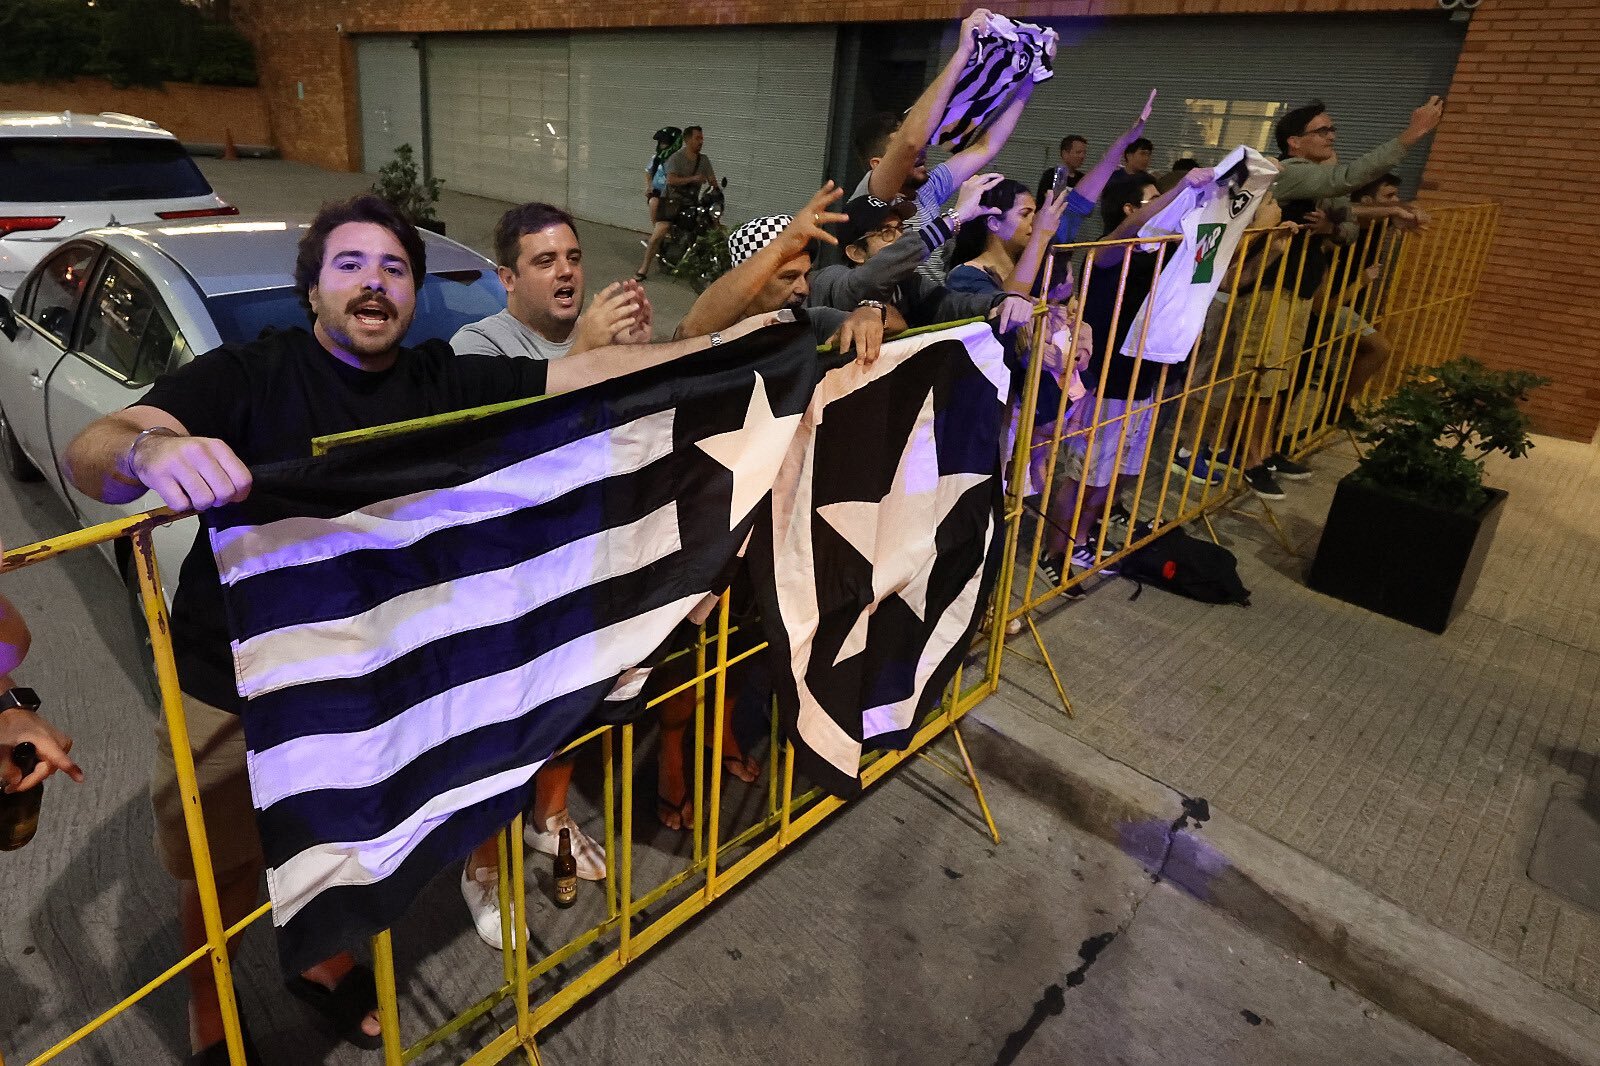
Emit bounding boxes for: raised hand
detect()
[955,173,1005,224]
[958,9,993,55]
[615,278,654,344]
[574,282,646,353]
[1403,96,1445,145]
[776,182,851,259]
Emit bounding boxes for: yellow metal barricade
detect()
[1,466,1006,1066]
[0,203,1494,1065]
[996,202,1499,710]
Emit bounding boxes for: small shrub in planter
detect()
[371,144,445,234]
[1307,358,1546,633]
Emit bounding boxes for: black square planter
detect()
[1306,475,1507,634]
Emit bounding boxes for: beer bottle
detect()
[553,827,578,908]
[0,742,42,851]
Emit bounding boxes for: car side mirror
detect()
[0,295,17,342]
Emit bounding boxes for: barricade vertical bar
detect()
[704,594,732,900]
[950,727,1000,845]
[130,529,248,1066]
[618,724,635,963]
[778,742,796,847]
[767,696,780,816]
[692,631,707,864]
[602,729,618,920]
[495,829,515,984]
[509,813,533,1050]
[371,929,404,1066]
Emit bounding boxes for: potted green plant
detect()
[1307,358,1546,633]
[372,144,445,235]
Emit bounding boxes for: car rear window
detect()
[0,137,213,203]
[203,271,507,349]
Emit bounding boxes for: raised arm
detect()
[1092,167,1217,271]
[869,9,989,202]
[677,184,849,338]
[1074,89,1157,205]
[1273,97,1443,204]
[549,311,791,394]
[943,78,1037,186]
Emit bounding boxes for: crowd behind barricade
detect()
[1,7,1452,1063]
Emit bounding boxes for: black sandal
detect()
[187,1018,264,1065]
[284,963,383,1051]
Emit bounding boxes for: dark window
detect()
[26,244,100,344]
[203,270,506,348]
[79,257,176,385]
[0,137,213,203]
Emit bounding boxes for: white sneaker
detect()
[524,810,608,882]
[461,862,508,950]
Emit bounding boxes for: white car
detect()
[0,218,507,678]
[0,111,238,296]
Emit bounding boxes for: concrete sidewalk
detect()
[982,431,1600,1064]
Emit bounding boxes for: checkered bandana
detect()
[727,214,792,266]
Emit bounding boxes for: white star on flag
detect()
[696,372,804,531]
[817,390,985,665]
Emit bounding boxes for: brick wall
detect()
[0,79,273,149]
[1419,0,1600,441]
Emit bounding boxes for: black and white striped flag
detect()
[206,319,818,971]
[752,322,1008,797]
[935,14,1057,151]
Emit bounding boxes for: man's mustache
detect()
[346,292,399,317]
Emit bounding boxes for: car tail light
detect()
[155,204,241,221]
[0,216,65,237]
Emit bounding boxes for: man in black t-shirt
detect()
[62,194,776,1063]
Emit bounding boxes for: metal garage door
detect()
[834,13,1463,243]
[356,36,425,174]
[566,27,839,232]
[424,35,571,208]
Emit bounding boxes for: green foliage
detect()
[671,225,731,288]
[371,145,444,225]
[0,0,90,82]
[0,0,256,88]
[1352,358,1547,513]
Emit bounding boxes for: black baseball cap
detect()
[836,196,917,249]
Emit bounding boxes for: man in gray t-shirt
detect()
[449,200,652,947]
[452,202,652,362]
[638,125,716,280]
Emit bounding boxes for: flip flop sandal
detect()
[187,1018,264,1066]
[656,792,693,833]
[284,963,383,1051]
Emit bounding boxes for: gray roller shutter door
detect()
[356,36,425,174]
[425,35,570,208]
[567,27,838,232]
[918,13,1464,240]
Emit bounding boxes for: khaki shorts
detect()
[1231,293,1314,397]
[1329,304,1377,339]
[151,693,263,881]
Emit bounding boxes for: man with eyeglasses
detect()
[1222,95,1446,498]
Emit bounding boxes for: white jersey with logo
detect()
[1118,145,1280,364]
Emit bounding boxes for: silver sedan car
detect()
[0,218,506,663]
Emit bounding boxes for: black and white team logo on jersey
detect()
[1228,186,1254,219]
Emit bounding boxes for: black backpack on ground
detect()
[1120,525,1251,606]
